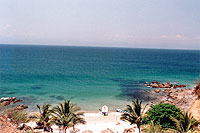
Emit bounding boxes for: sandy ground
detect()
[26,112,139,133]
[189,99,200,121]
[65,112,138,133]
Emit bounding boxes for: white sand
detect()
[27,112,139,133]
[26,112,139,133]
[62,112,138,133]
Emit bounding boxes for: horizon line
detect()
[0,43,200,51]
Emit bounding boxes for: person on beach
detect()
[101,105,108,116]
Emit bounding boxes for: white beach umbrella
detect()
[102,105,108,112]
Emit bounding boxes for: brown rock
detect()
[154,89,161,93]
[152,81,160,84]
[151,84,159,88]
[13,99,23,104]
[14,104,28,110]
[10,97,16,102]
[174,84,186,88]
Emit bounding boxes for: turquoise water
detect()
[0,44,200,112]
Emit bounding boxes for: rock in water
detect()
[14,104,28,110]
[154,89,160,93]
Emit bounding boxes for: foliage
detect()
[0,104,6,115]
[33,103,53,132]
[52,100,86,133]
[120,99,148,133]
[170,111,199,132]
[142,120,162,133]
[144,103,182,129]
[7,110,29,125]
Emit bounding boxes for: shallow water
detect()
[0,44,199,112]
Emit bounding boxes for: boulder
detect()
[174,84,186,88]
[14,104,28,110]
[151,84,159,88]
[10,97,16,102]
[0,97,10,103]
[154,89,161,93]
[13,99,23,104]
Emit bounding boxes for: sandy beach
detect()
[26,112,138,133]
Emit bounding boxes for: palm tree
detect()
[120,99,147,133]
[52,100,86,133]
[33,103,53,132]
[170,111,199,133]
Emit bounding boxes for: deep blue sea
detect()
[0,44,200,112]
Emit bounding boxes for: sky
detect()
[0,0,200,49]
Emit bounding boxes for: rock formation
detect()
[0,97,23,106]
[146,81,186,89]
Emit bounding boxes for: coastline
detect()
[1,84,200,132]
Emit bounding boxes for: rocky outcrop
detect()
[14,104,28,110]
[193,83,200,98]
[146,81,186,89]
[154,88,195,111]
[150,83,200,121]
[0,97,28,111]
[0,97,23,106]
[174,84,186,88]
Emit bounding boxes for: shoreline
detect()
[27,112,139,133]
[1,83,200,133]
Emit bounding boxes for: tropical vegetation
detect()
[51,100,86,133]
[144,103,182,129]
[170,111,199,133]
[142,120,162,133]
[120,99,148,133]
[6,110,30,126]
[33,103,53,132]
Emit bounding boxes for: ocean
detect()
[0,44,200,112]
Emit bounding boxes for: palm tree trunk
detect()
[73,125,75,133]
[63,126,67,133]
[137,124,141,133]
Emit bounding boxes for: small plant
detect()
[144,103,182,129]
[142,120,162,133]
[170,111,199,132]
[6,110,29,125]
[0,104,7,115]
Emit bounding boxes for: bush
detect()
[0,104,6,113]
[7,110,29,125]
[144,103,182,129]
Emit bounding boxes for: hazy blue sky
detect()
[0,0,200,49]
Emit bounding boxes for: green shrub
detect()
[7,110,29,125]
[144,103,182,129]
